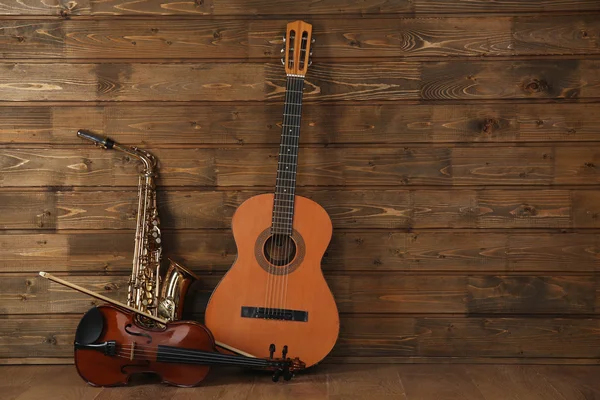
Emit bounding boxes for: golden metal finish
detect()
[77,130,197,323]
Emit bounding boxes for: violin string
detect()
[115,350,273,367]
[118,344,286,365]
[115,350,274,367]
[113,352,276,368]
[114,346,283,367]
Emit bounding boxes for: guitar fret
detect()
[272,210,294,215]
[271,76,304,233]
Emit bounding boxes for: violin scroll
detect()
[265,343,306,382]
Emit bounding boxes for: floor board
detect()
[2,364,600,400]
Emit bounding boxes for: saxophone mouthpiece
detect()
[77,130,115,149]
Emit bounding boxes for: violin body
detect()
[205,194,340,367]
[73,305,303,387]
[74,305,213,387]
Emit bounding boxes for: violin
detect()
[74,305,305,387]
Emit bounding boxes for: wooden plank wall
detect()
[1,0,600,365]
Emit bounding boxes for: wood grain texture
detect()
[2,0,599,16]
[1,16,599,59]
[3,103,600,145]
[3,316,599,359]
[1,272,597,315]
[420,59,599,100]
[1,60,599,102]
[3,231,598,273]
[3,0,600,367]
[0,189,580,230]
[5,145,599,187]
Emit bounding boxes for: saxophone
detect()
[77,130,197,323]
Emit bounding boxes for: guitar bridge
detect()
[241,306,308,322]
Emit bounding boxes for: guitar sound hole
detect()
[264,234,297,267]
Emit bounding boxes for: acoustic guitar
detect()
[205,20,339,368]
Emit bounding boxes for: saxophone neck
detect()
[77,129,157,175]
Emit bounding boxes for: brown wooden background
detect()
[2,0,600,365]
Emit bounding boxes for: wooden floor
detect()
[2,364,600,400]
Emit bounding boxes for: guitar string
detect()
[278,72,295,317]
[281,74,301,317]
[282,72,302,316]
[263,67,285,319]
[274,70,293,317]
[267,58,291,318]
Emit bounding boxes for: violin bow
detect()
[38,271,257,358]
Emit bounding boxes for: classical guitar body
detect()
[205,193,339,367]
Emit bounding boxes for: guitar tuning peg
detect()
[311,37,315,43]
[308,59,312,66]
[281,57,285,65]
[309,51,313,56]
[281,48,285,53]
[282,36,286,43]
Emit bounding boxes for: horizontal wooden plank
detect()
[3,231,597,273]
[420,59,599,101]
[337,316,600,358]
[2,315,599,359]
[4,145,598,187]
[1,60,598,102]
[1,17,599,59]
[2,0,599,16]
[3,103,600,145]
[1,272,597,315]
[0,189,578,230]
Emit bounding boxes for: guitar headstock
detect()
[281,20,313,77]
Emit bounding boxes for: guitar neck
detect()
[271,75,305,236]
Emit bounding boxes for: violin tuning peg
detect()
[283,370,293,381]
[269,343,276,359]
[282,345,288,359]
[272,369,282,382]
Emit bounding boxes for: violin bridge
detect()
[130,342,136,361]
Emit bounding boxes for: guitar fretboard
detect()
[271,76,304,236]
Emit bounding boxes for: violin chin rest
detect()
[75,306,104,345]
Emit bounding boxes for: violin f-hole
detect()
[125,324,152,344]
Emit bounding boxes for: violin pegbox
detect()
[281,20,313,76]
